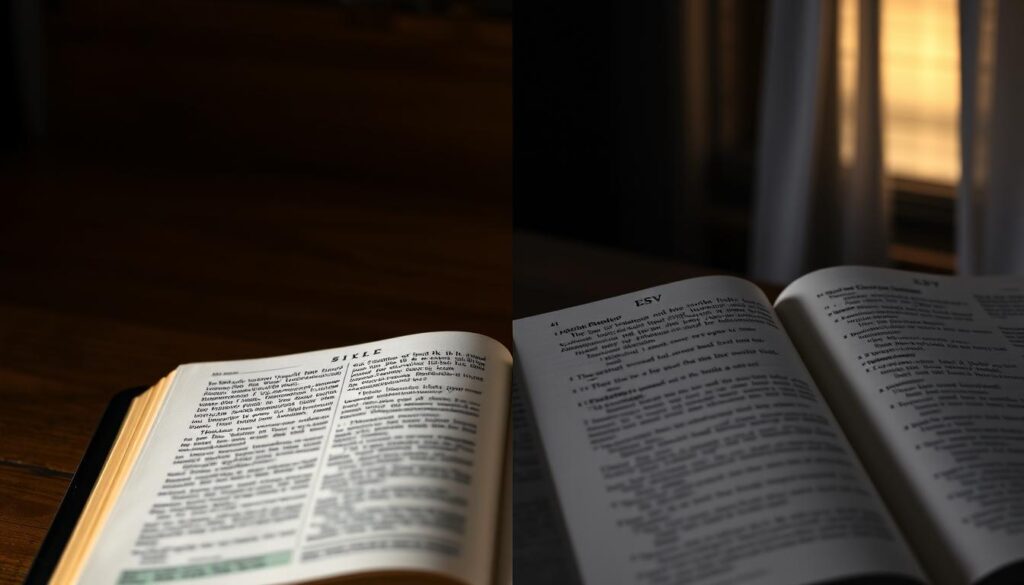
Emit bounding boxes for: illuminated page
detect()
[776,267,1024,585]
[514,277,924,585]
[76,332,511,585]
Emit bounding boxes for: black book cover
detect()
[24,386,148,585]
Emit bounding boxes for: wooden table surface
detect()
[0,163,510,583]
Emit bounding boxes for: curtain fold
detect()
[752,0,1024,280]
[750,0,829,283]
[959,0,1024,275]
[750,0,888,285]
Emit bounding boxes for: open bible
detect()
[513,266,1024,585]
[39,331,512,585]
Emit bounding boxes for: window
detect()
[881,0,961,186]
[840,0,960,272]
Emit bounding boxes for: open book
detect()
[45,331,512,585]
[513,266,1024,585]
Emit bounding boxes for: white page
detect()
[514,277,924,585]
[509,381,581,585]
[776,266,1024,585]
[77,331,511,585]
[491,419,513,585]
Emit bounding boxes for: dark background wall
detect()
[4,0,510,189]
[1,0,513,343]
[515,0,766,272]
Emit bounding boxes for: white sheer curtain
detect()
[959,0,1024,274]
[753,0,1024,282]
[750,0,888,285]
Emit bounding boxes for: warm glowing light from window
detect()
[840,0,961,187]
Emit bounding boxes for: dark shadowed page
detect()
[514,276,924,585]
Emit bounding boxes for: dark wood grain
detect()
[0,466,73,584]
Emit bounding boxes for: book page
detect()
[513,277,924,585]
[75,332,511,585]
[509,381,581,585]
[490,421,512,585]
[776,267,1024,585]
[52,376,171,585]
